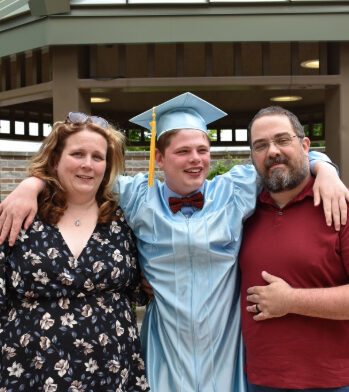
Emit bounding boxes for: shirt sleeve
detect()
[339,203,349,277]
[308,150,339,174]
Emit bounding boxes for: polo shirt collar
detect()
[259,176,315,209]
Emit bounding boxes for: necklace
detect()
[64,204,98,227]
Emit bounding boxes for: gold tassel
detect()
[148,107,156,186]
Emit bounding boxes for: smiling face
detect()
[250,114,310,193]
[56,128,108,202]
[155,129,211,196]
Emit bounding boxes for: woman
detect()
[0,113,150,392]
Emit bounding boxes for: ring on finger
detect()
[255,304,261,313]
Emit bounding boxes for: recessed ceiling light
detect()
[300,59,319,69]
[90,97,110,103]
[270,96,303,102]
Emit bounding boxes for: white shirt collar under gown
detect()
[113,151,326,392]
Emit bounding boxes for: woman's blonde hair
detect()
[28,119,126,225]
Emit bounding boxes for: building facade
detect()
[1,1,349,180]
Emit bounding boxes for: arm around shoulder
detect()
[0,177,43,246]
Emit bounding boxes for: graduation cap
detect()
[129,92,227,186]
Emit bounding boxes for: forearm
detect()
[288,284,349,320]
[21,176,45,194]
[312,160,338,176]
[0,176,43,245]
[247,271,349,321]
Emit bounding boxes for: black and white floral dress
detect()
[0,208,150,392]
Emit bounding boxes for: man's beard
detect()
[256,154,309,193]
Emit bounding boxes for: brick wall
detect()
[0,149,253,201]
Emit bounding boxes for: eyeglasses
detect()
[66,112,109,129]
[252,135,299,154]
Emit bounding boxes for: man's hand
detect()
[0,177,43,246]
[246,271,294,321]
[313,162,349,231]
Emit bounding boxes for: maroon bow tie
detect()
[169,192,204,214]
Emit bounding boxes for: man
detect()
[0,94,347,392]
[239,106,349,392]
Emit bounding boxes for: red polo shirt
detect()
[239,177,349,389]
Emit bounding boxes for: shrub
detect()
[207,157,242,180]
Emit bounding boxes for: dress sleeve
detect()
[0,242,8,310]
[308,150,339,174]
[124,228,149,307]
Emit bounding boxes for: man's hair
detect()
[156,129,210,155]
[156,129,182,155]
[247,106,305,147]
[28,120,126,225]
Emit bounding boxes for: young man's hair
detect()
[247,106,305,147]
[156,129,210,155]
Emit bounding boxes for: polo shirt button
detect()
[278,211,283,216]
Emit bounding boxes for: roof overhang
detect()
[1,1,349,57]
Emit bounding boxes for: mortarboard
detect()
[129,92,227,186]
[129,92,227,139]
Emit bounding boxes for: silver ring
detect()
[255,304,261,313]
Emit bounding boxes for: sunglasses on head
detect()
[66,112,109,129]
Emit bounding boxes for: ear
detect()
[302,137,311,154]
[155,148,164,169]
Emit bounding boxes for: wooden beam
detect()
[147,44,155,77]
[118,44,126,78]
[205,43,213,77]
[291,42,299,76]
[79,75,341,90]
[262,42,271,76]
[234,43,242,76]
[319,42,328,75]
[176,43,184,77]
[0,81,53,107]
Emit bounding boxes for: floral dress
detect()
[0,208,150,392]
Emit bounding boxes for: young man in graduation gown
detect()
[0,93,347,392]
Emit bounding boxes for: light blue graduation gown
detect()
[117,164,255,392]
[115,152,330,392]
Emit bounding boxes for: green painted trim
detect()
[28,0,70,16]
[1,10,349,57]
[0,0,29,21]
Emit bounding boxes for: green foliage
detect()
[126,146,150,151]
[207,157,242,180]
[312,123,323,137]
[208,129,217,141]
[310,141,326,147]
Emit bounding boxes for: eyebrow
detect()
[174,144,209,149]
[252,132,293,144]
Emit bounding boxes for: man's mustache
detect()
[265,155,289,170]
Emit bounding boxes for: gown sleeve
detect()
[308,150,338,174]
[113,174,149,231]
